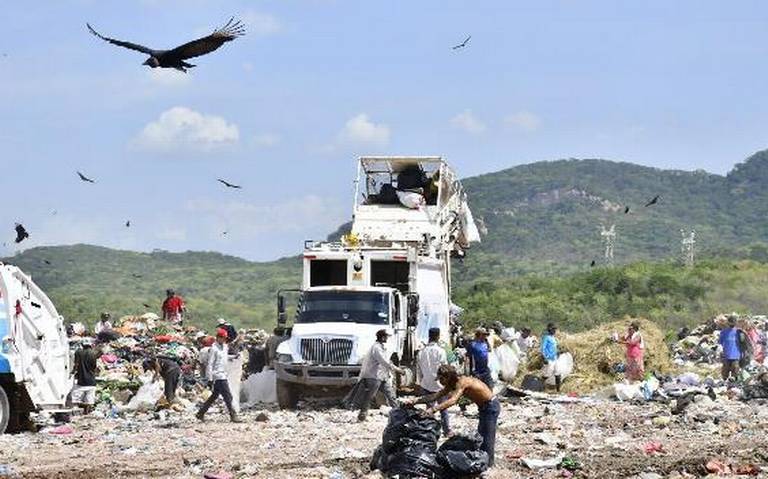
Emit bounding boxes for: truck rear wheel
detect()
[276,379,298,410]
[0,386,10,434]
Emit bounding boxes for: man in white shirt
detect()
[94,312,112,335]
[196,328,242,422]
[515,328,534,357]
[417,328,450,435]
[357,329,404,421]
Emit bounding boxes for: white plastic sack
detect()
[545,352,573,385]
[396,190,425,209]
[241,371,277,406]
[124,380,163,412]
[227,356,243,413]
[494,344,520,381]
[488,350,500,383]
[614,383,643,401]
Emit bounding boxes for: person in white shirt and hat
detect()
[196,328,242,422]
[416,327,450,435]
[356,329,405,421]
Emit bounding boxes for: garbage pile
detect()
[68,313,271,415]
[370,408,489,478]
[672,314,768,368]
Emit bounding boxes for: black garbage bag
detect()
[383,408,441,452]
[384,445,443,478]
[370,445,386,471]
[436,450,489,477]
[437,433,484,453]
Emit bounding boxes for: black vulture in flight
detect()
[14,224,29,243]
[452,35,471,50]
[644,195,660,207]
[624,206,630,214]
[217,178,242,189]
[87,18,245,72]
[77,171,96,183]
[590,260,596,267]
[126,220,131,228]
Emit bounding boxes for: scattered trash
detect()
[521,454,565,470]
[642,441,664,455]
[46,425,73,435]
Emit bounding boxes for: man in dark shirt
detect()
[73,339,98,414]
[144,357,182,403]
[468,327,494,389]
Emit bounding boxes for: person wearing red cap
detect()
[196,328,242,422]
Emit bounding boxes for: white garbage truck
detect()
[0,264,72,432]
[274,156,480,408]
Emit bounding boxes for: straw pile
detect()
[523,317,672,393]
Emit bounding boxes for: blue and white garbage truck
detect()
[0,264,71,432]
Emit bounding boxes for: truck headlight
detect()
[278,354,293,364]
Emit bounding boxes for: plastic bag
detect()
[437,449,489,477]
[384,445,443,478]
[396,190,425,209]
[382,408,441,452]
[124,380,163,412]
[494,344,520,381]
[370,445,386,471]
[437,433,484,453]
[227,356,243,412]
[614,383,643,401]
[545,352,574,385]
[241,370,277,406]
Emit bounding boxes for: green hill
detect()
[5,150,768,332]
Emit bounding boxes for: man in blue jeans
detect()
[407,364,500,466]
[416,328,450,435]
[468,327,494,389]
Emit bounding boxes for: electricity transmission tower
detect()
[680,229,696,267]
[600,224,616,266]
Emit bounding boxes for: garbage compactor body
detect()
[0,264,72,432]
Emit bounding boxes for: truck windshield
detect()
[297,291,389,324]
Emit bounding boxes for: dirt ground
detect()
[1,396,767,479]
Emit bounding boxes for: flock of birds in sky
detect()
[9,17,477,251]
[13,18,661,266]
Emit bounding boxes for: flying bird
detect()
[644,195,660,207]
[51,209,58,216]
[452,35,471,50]
[217,178,242,189]
[14,224,29,244]
[624,206,630,214]
[143,303,152,309]
[87,18,245,72]
[43,259,51,265]
[132,273,143,278]
[590,260,596,267]
[77,171,96,183]
[126,220,131,228]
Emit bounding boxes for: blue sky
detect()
[2,1,768,261]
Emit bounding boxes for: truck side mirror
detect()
[407,293,419,327]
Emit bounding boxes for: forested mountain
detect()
[5,150,768,330]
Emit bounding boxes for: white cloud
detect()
[242,11,283,36]
[185,195,346,238]
[450,110,486,134]
[135,106,239,152]
[337,113,390,147]
[253,133,281,147]
[504,111,542,132]
[146,69,191,87]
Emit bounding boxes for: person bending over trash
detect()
[143,356,181,404]
[541,323,561,392]
[406,364,501,466]
[357,329,405,422]
[196,328,242,422]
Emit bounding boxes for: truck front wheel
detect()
[276,379,298,410]
[0,386,10,434]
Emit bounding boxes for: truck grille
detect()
[300,338,353,365]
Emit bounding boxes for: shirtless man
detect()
[406,364,501,466]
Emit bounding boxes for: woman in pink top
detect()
[619,322,645,382]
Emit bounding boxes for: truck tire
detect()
[0,386,10,434]
[276,379,298,410]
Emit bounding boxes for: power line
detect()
[600,224,616,266]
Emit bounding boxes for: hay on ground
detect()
[522,317,672,393]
